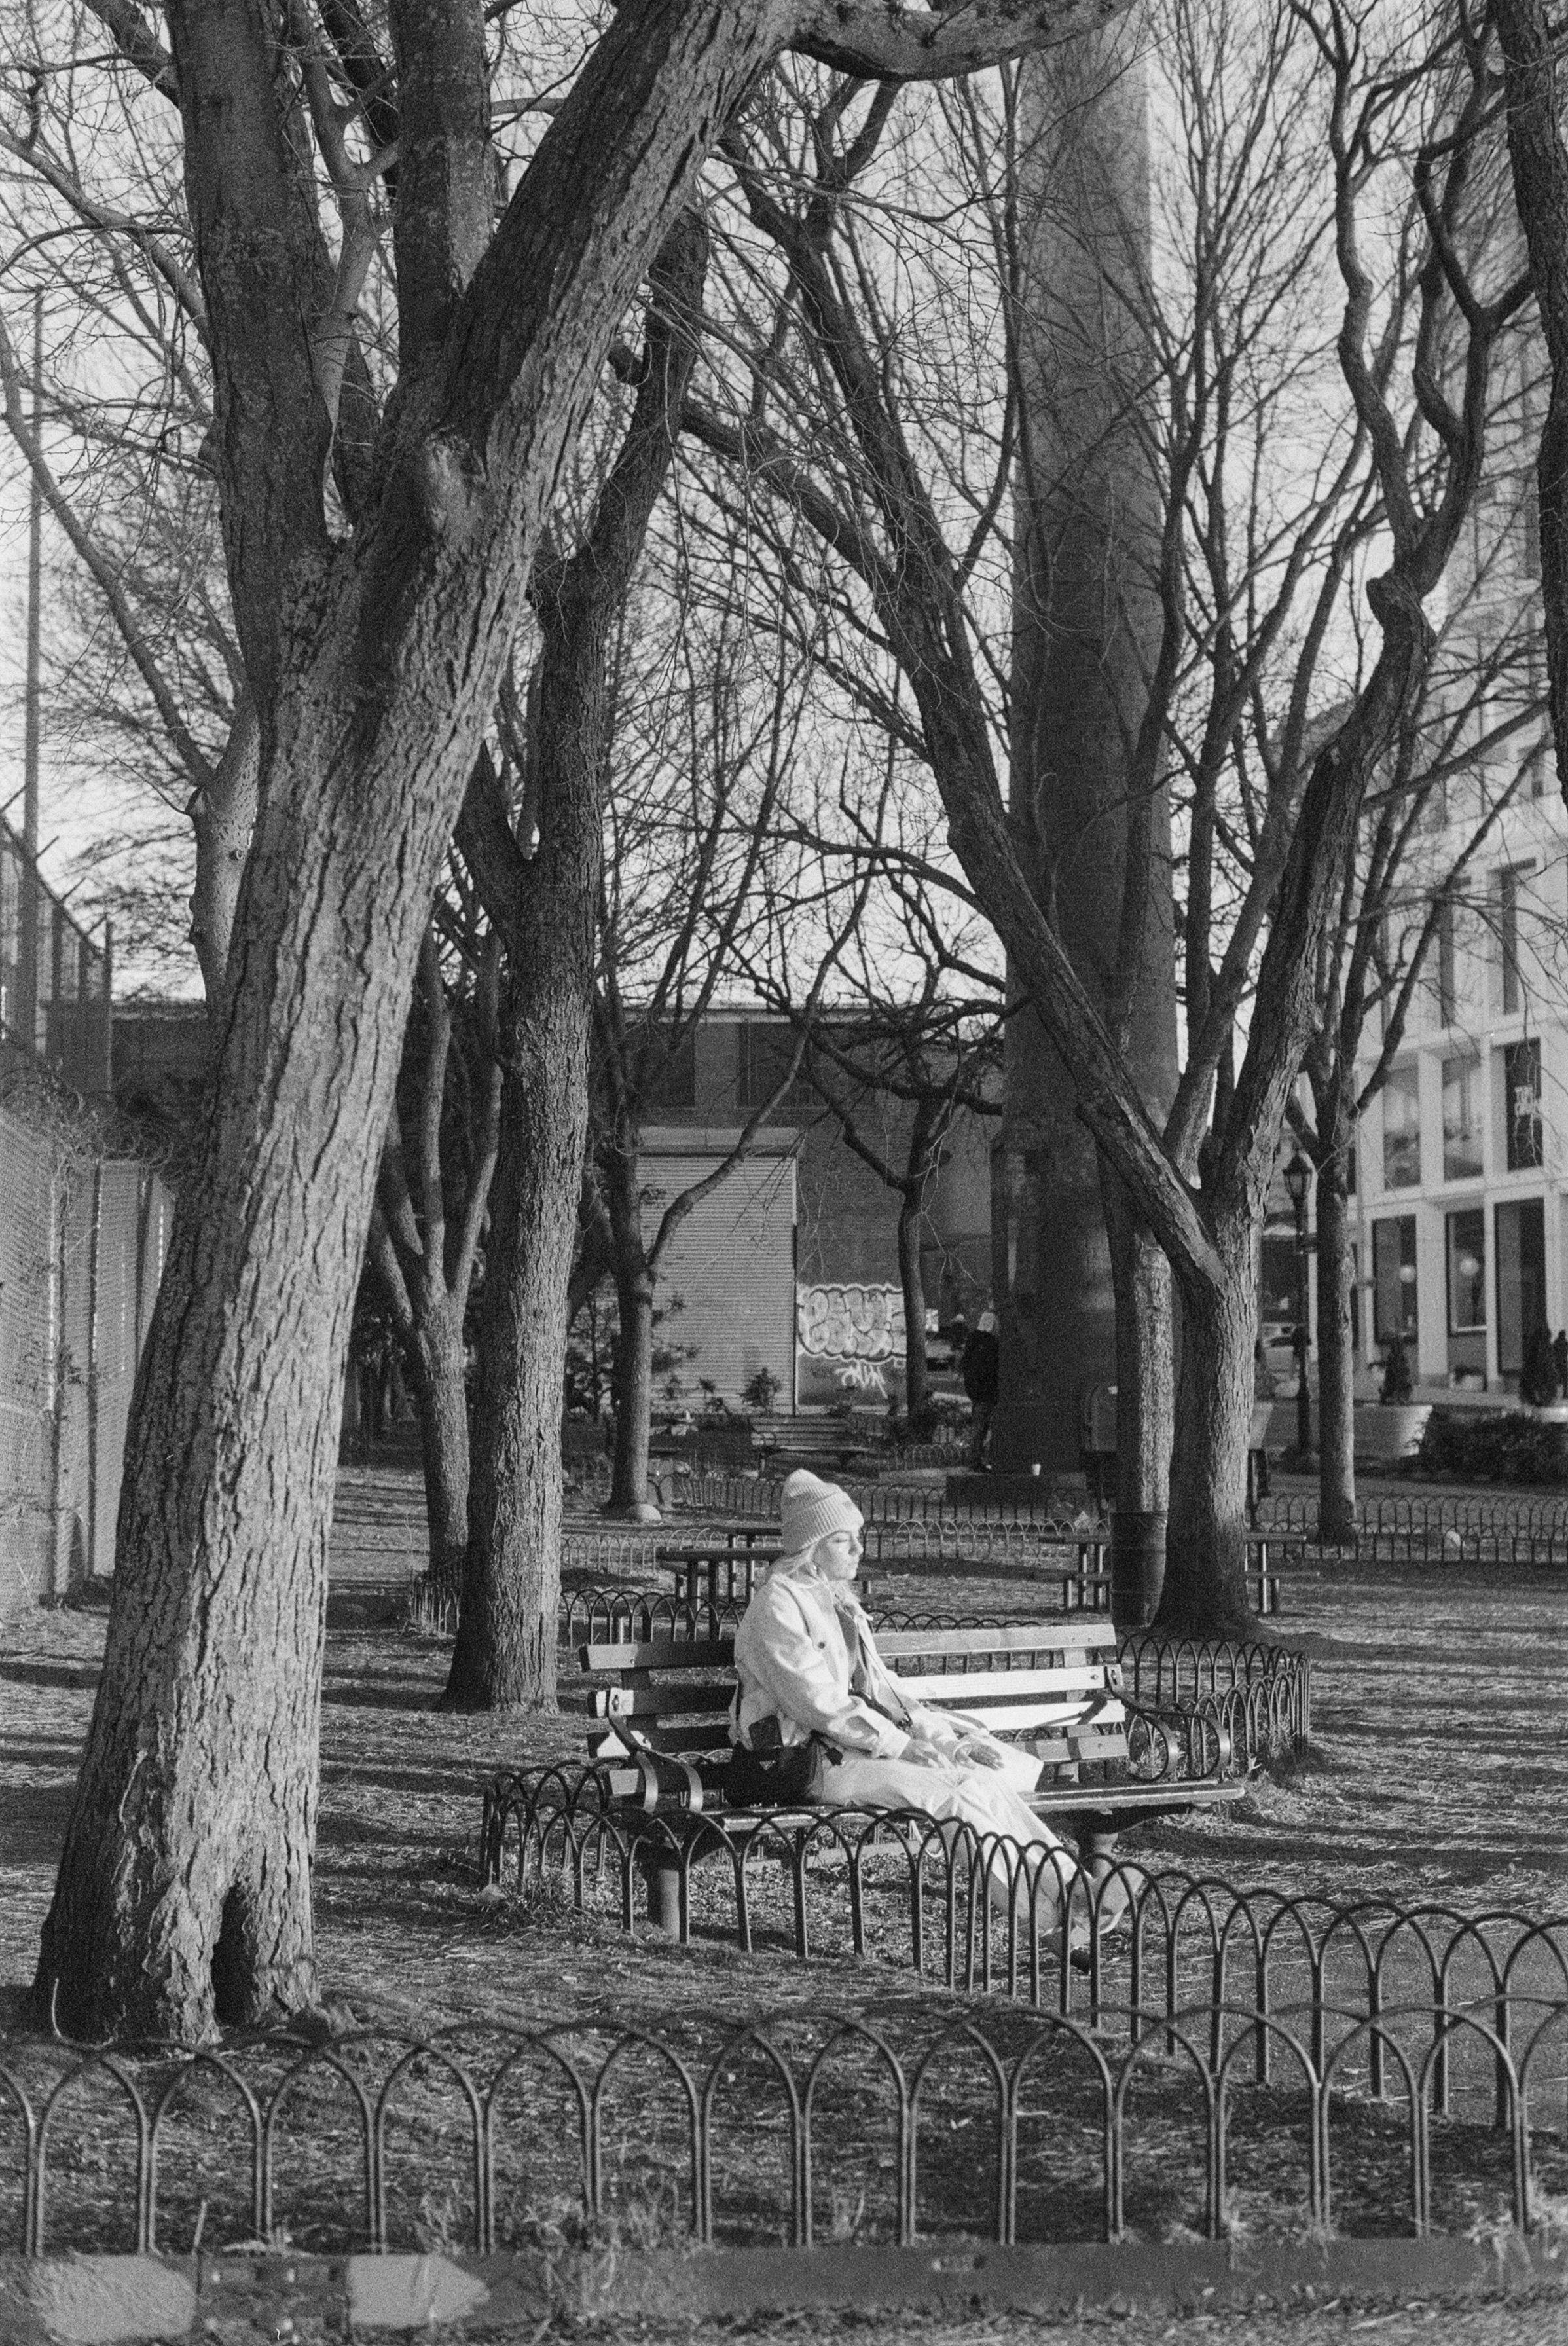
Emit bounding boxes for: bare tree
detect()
[740,845,1004,1432]
[674,0,1528,1633]
[587,579,866,1512]
[25,0,1121,2044]
[1296,551,1548,1538]
[364,915,501,1600]
[443,213,707,1710]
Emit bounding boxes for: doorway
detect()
[1495,1196,1547,1386]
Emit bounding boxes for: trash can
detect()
[1110,1509,1165,1630]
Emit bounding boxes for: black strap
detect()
[847,1607,913,1732]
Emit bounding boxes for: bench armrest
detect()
[1125,1702,1233,1783]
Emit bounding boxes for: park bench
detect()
[547,1615,1244,1935]
[753,1411,874,1472]
[649,1418,758,1473]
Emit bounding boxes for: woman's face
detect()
[814,1528,862,1583]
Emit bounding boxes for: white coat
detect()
[731,1556,1077,1914]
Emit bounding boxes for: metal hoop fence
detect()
[5,1986,1566,2260]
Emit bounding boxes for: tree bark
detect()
[610,1265,657,1517]
[1101,1167,1173,1518]
[445,215,706,1706]
[405,1294,471,1602]
[896,1190,931,1432]
[1315,1152,1357,1545]
[443,962,587,1704]
[33,0,803,2044]
[189,695,260,1011]
[1158,1212,1256,1640]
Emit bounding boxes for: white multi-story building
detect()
[1354,788,1568,1393]
[1347,264,1568,1399]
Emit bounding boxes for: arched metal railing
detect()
[5,1984,1564,2258]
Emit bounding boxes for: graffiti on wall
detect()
[795,1282,906,1406]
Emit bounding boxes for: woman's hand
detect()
[900,1734,949,1769]
[953,1736,1005,1771]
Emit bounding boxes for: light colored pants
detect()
[816,1748,1077,1918]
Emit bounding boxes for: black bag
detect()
[725,1731,824,1808]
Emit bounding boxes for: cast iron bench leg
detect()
[638,1848,684,1939]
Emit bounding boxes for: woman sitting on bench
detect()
[729,1470,1123,1945]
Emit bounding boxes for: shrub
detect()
[1411,1407,1568,1486]
[742,1365,782,1412]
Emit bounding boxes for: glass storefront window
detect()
[1446,1208,1486,1334]
[1495,1197,1546,1380]
[1502,1037,1544,1171]
[1382,1064,1421,1189]
[1372,1216,1419,1344]
[1442,1055,1483,1181]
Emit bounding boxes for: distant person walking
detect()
[963,1308,1000,1470]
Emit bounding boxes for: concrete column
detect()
[994,27,1180,1476]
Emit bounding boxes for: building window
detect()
[1372,1216,1419,1346]
[644,1026,697,1111]
[1501,1036,1544,1170]
[738,1021,811,1111]
[1441,1054,1483,1181]
[1498,864,1532,1014]
[1436,900,1456,1027]
[1495,1196,1547,1380]
[1446,1207,1486,1334]
[1381,1063,1421,1190]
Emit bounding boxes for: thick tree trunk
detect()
[897,1192,931,1433]
[444,969,587,1706]
[190,693,259,1010]
[407,1296,470,1604]
[1315,1158,1357,1545]
[1101,1165,1173,1518]
[610,1267,656,1516]
[446,217,704,1702]
[34,0,790,2044]
[36,760,406,2042]
[1158,1216,1256,1641]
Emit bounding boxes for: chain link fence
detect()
[0,1100,172,1619]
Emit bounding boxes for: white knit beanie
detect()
[779,1468,863,1555]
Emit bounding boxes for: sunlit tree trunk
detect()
[1315,1152,1357,1544]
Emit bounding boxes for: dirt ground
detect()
[4,1463,1568,2340]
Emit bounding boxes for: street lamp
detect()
[1283,1148,1314,1458]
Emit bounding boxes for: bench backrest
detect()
[579,1617,1127,1780]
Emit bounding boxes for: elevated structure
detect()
[994,32,1177,1475]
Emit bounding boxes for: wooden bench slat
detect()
[595,1682,737,1718]
[579,1638,735,1672]
[877,1622,1118,1658]
[1030,1730,1128,1766]
[891,1664,1118,1704]
[588,1721,737,1758]
[936,1698,1127,1735]
[1030,1780,1247,1818]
